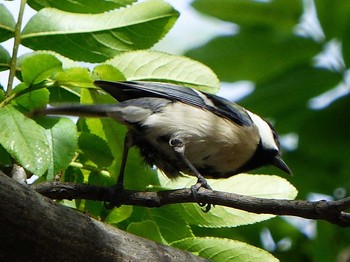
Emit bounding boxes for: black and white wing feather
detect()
[94,81,253,127]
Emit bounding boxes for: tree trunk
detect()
[0,173,208,262]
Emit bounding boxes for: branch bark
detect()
[0,173,208,262]
[32,180,350,227]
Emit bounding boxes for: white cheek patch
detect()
[247,111,278,151]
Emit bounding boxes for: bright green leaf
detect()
[105,205,133,225]
[193,0,302,33]
[0,4,15,42]
[0,45,11,71]
[78,132,114,168]
[28,0,136,13]
[0,105,50,176]
[92,64,126,81]
[159,173,297,227]
[105,50,220,93]
[37,117,78,181]
[21,53,63,85]
[127,220,168,244]
[13,83,50,111]
[172,237,278,262]
[22,0,179,62]
[186,31,322,83]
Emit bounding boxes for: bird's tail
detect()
[37,104,120,118]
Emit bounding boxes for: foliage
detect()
[187,0,350,261]
[2,0,347,261]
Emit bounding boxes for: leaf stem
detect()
[6,0,27,94]
[69,162,111,178]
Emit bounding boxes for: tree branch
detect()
[32,181,350,227]
[0,173,208,262]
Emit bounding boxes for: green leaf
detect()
[105,50,220,93]
[127,220,168,244]
[0,45,11,71]
[104,205,133,225]
[13,83,50,111]
[78,132,114,168]
[0,144,12,166]
[0,4,15,42]
[28,0,136,13]
[193,0,302,33]
[21,53,63,85]
[92,64,126,81]
[159,173,297,227]
[0,105,50,176]
[172,237,278,262]
[80,88,153,190]
[241,65,342,133]
[186,31,322,83]
[37,117,78,181]
[21,0,179,62]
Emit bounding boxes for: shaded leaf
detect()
[27,0,136,13]
[104,205,133,225]
[22,0,179,62]
[193,0,302,33]
[0,105,50,175]
[127,220,167,244]
[0,4,15,42]
[186,31,322,83]
[159,173,297,227]
[78,132,114,168]
[0,45,11,71]
[106,50,220,92]
[13,83,50,111]
[172,237,278,262]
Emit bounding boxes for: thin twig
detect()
[31,182,350,227]
[6,0,27,94]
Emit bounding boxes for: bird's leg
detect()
[169,138,212,212]
[106,133,133,209]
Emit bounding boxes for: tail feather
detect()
[37,104,119,118]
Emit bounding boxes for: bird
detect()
[41,81,291,209]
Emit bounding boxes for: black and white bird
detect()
[42,81,291,200]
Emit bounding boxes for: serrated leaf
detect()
[37,117,78,181]
[127,220,168,244]
[159,173,297,227]
[22,0,179,62]
[105,50,220,93]
[0,105,50,175]
[21,53,63,85]
[172,237,278,262]
[0,4,15,42]
[92,64,126,81]
[28,0,136,13]
[78,132,114,168]
[193,0,302,33]
[13,83,50,111]
[0,45,11,71]
[104,205,133,225]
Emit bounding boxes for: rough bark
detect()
[0,173,208,262]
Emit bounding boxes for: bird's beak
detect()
[272,155,292,175]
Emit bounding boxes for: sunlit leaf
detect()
[28,0,136,13]
[159,173,297,227]
[0,105,50,175]
[172,237,278,262]
[22,0,179,62]
[105,50,220,93]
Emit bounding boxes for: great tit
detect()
[42,81,291,199]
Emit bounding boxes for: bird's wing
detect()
[94,80,253,126]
